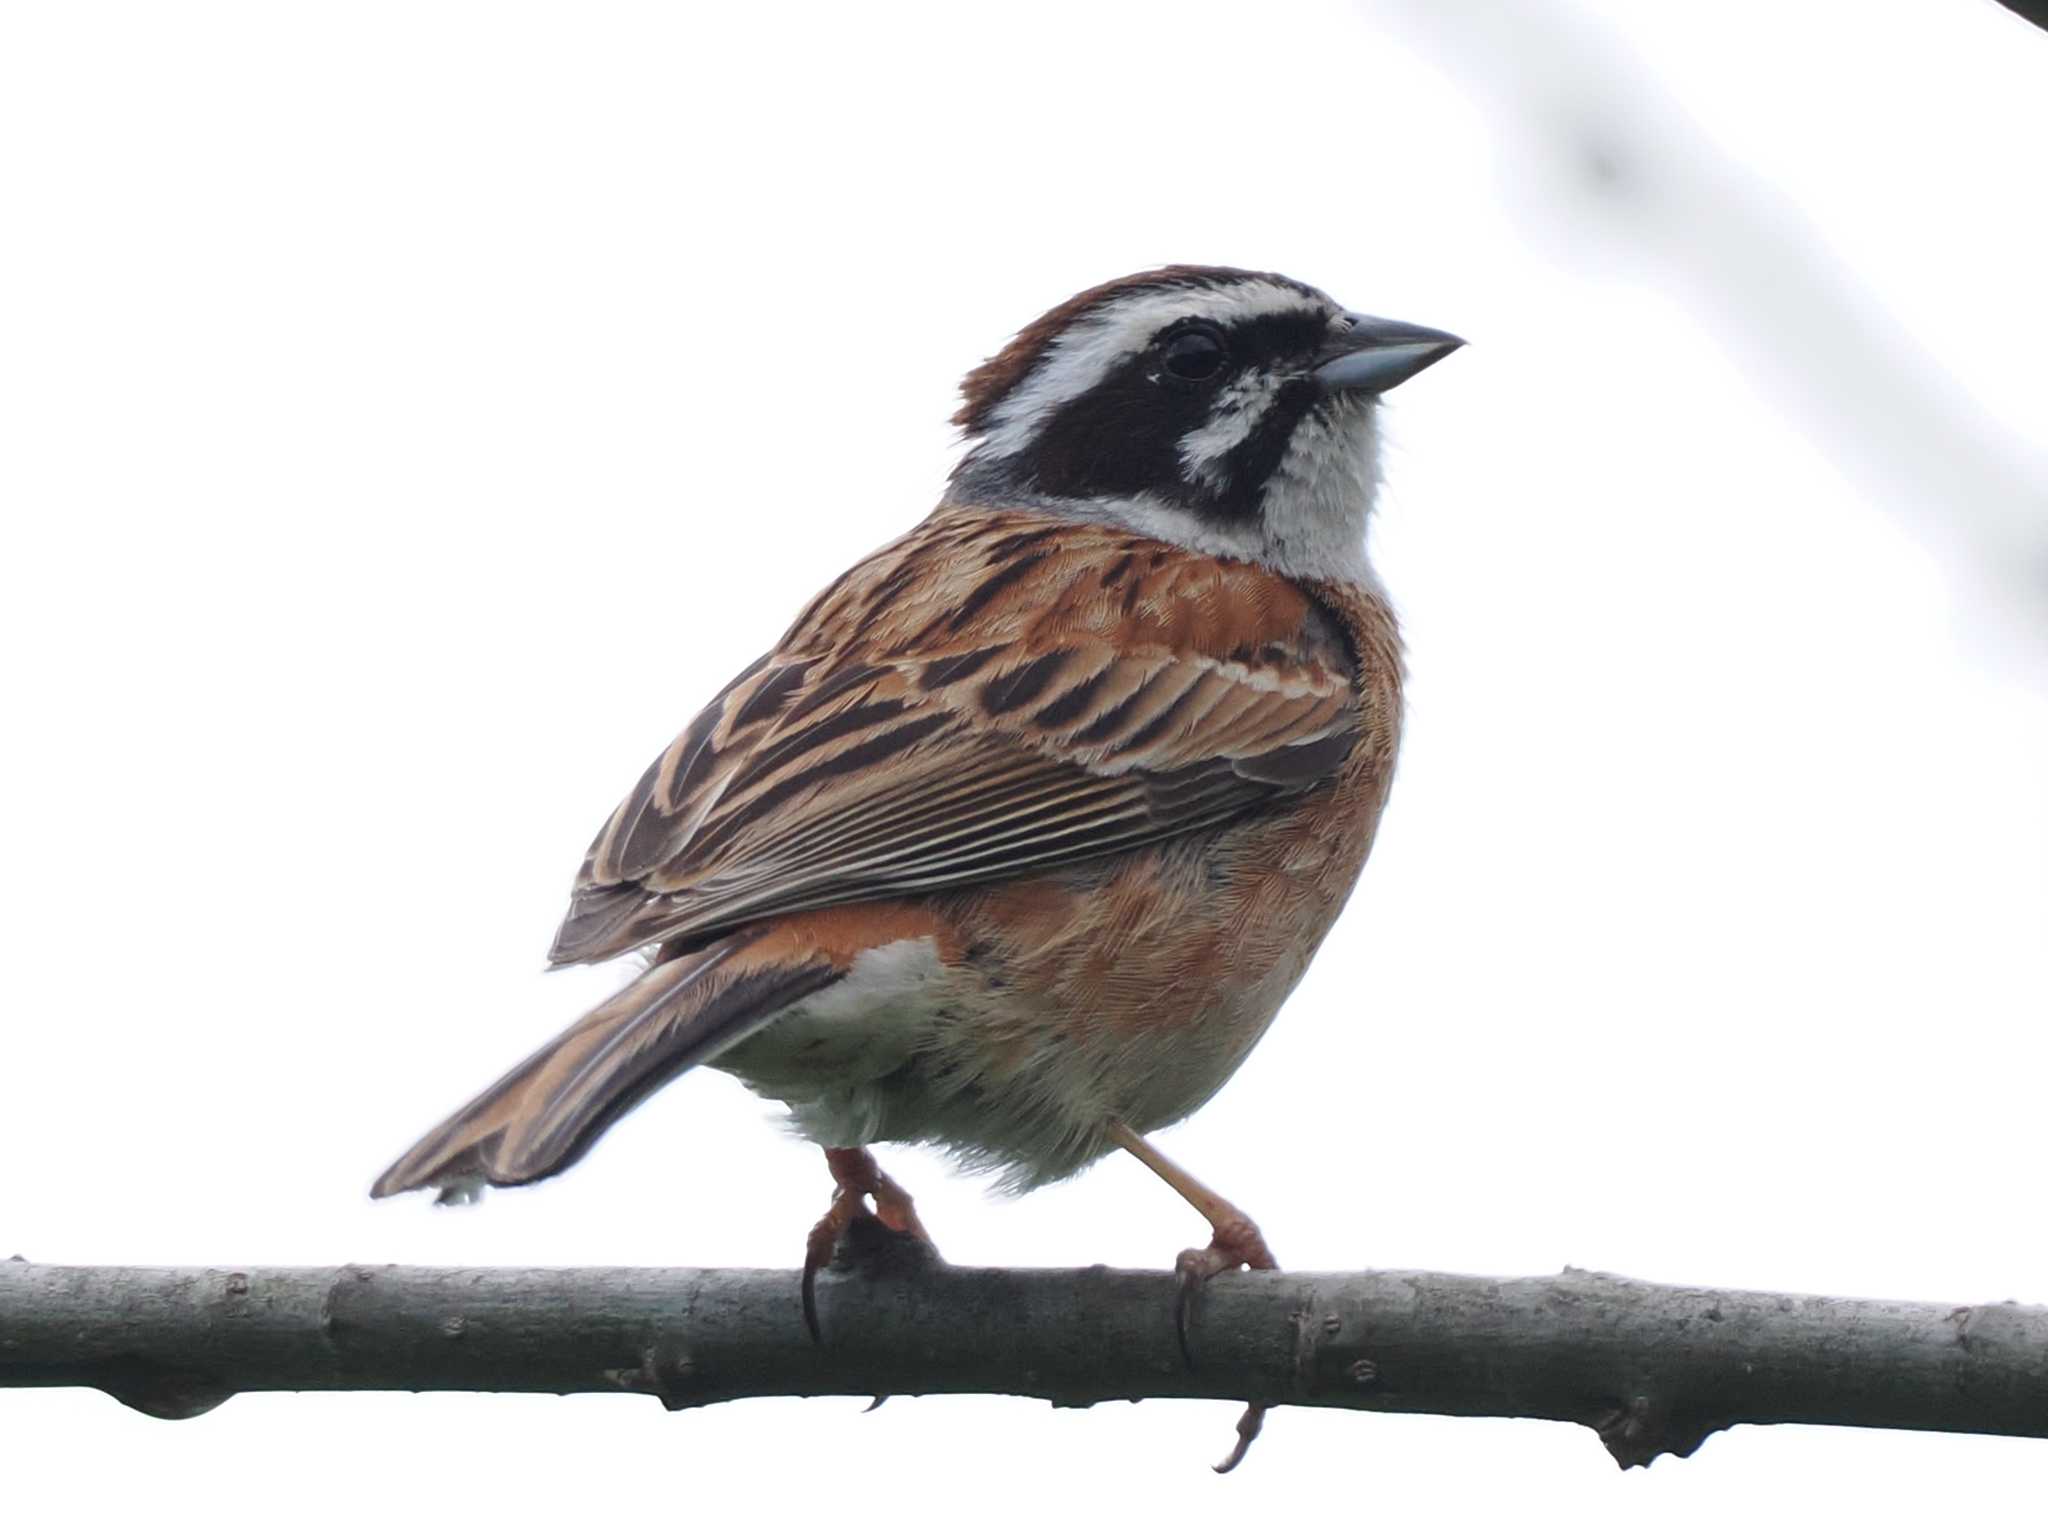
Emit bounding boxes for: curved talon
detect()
[801,1259,825,1345]
[1213,1402,1267,1475]
[1173,1250,1212,1368]
[803,1180,868,1345]
[1173,1223,1279,1368]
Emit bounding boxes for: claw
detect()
[1172,1221,1279,1364]
[1173,1248,1219,1368]
[802,1184,862,1345]
[1170,1223,1281,1470]
[802,1146,938,1345]
[1101,1120,1281,1473]
[1213,1402,1267,1475]
[801,1264,823,1345]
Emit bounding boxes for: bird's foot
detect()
[1101,1120,1280,1474]
[1175,1210,1279,1291]
[802,1146,941,1344]
[1174,1212,1278,1474]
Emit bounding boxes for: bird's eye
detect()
[1160,324,1227,383]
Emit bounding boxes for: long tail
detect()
[371,930,841,1200]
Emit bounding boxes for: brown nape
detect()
[950,264,1319,435]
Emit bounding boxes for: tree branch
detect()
[6,1233,2045,1468]
[1990,0,2048,36]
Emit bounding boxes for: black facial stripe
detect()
[1010,303,1335,524]
[1208,309,1328,362]
[1027,353,1211,502]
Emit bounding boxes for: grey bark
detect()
[5,1234,2046,1468]
[1991,1,2047,35]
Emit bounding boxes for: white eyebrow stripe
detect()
[974,280,1328,461]
[1178,370,1285,485]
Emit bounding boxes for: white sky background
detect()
[3,0,2044,1527]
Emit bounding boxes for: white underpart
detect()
[1177,370,1285,487]
[789,936,946,1039]
[974,280,1328,461]
[716,936,953,1148]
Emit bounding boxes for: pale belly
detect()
[711,821,1370,1189]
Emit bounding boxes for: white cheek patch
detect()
[975,281,1328,461]
[1177,371,1285,487]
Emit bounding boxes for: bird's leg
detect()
[1106,1118,1276,1474]
[1106,1119,1279,1281]
[801,1146,937,1344]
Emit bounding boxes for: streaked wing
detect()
[549,506,1365,965]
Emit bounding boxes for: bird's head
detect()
[948,265,1460,582]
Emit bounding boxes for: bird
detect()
[372,264,1460,1466]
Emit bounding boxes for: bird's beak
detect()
[1313,313,1465,396]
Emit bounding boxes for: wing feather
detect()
[549,507,1369,966]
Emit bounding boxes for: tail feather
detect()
[371,934,841,1200]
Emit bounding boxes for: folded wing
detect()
[550,507,1366,966]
